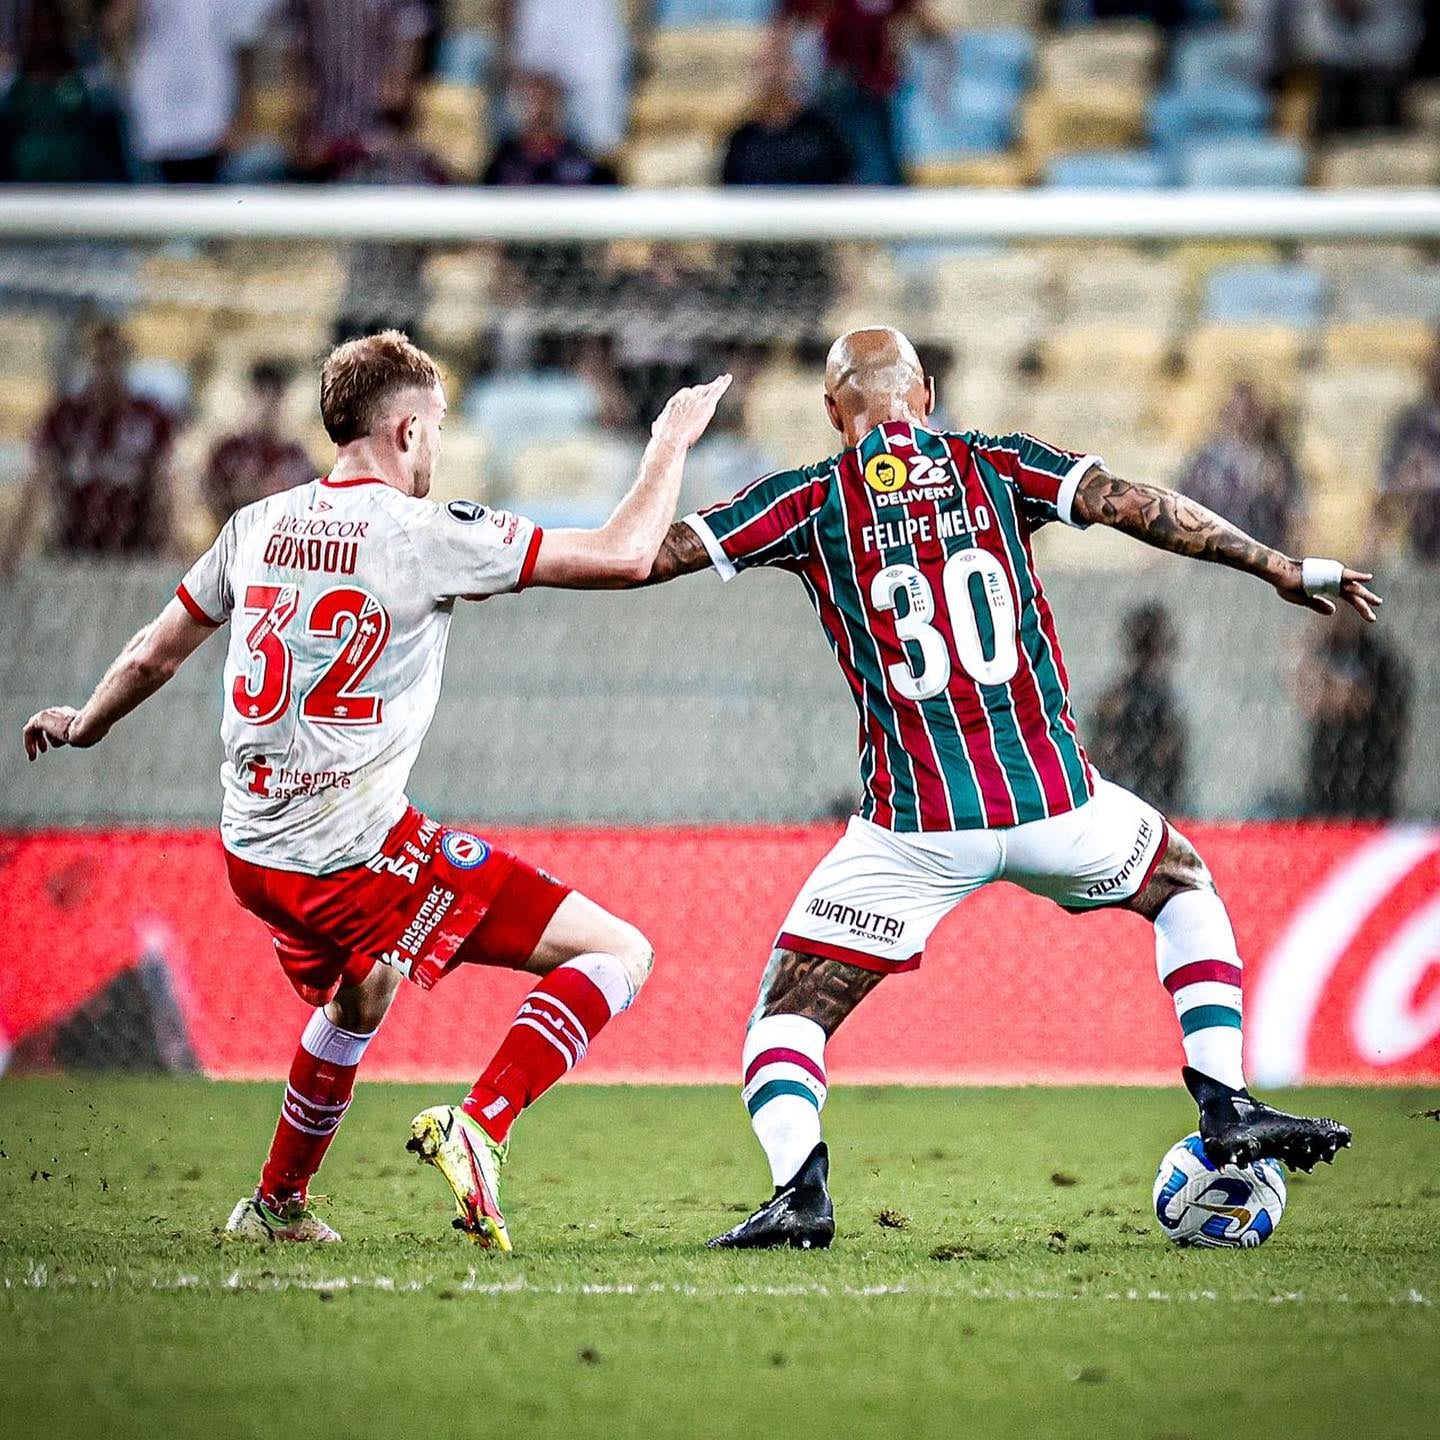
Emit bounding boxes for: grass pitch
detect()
[2,1079,1437,1440]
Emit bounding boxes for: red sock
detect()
[259,1012,375,1209]
[462,962,616,1144]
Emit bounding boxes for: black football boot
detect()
[706,1143,836,1250]
[1184,1066,1352,1172]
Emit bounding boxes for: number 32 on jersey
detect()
[232,583,391,726]
[870,548,1019,698]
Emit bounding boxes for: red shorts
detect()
[225,806,571,1007]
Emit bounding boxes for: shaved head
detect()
[823,327,934,444]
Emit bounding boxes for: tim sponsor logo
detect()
[806,897,904,943]
[1084,818,1155,899]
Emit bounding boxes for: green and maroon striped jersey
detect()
[683,421,1103,832]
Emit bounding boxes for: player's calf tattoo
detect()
[752,949,885,1036]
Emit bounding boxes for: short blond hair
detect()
[319,330,441,444]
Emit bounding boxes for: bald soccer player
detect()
[621,328,1378,1248]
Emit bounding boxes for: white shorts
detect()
[776,778,1168,974]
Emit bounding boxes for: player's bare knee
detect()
[1129,827,1214,919]
[591,913,653,998]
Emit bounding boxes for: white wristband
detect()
[1301,557,1344,597]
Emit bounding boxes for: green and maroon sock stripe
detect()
[1163,960,1243,994]
[744,1048,826,1089]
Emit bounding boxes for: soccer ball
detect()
[1152,1132,1287,1248]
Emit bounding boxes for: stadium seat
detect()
[126,305,213,365]
[1042,324,1172,380]
[1169,26,1265,90]
[127,359,192,415]
[506,431,643,527]
[955,28,1037,91]
[464,373,602,442]
[1316,135,1440,188]
[1148,83,1270,153]
[1060,249,1187,331]
[1335,263,1440,323]
[0,373,51,441]
[900,81,1021,164]
[0,311,55,378]
[1022,86,1147,161]
[654,0,773,24]
[1301,365,1419,493]
[622,134,720,186]
[1044,149,1170,188]
[1322,319,1435,369]
[416,82,489,180]
[1204,264,1326,329]
[930,0,1044,25]
[1407,79,1440,133]
[434,28,494,85]
[1178,135,1307,188]
[423,421,490,506]
[1039,22,1162,92]
[743,366,841,470]
[910,154,1031,187]
[930,250,1052,364]
[1184,324,1309,401]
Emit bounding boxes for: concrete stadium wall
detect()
[2,548,1437,826]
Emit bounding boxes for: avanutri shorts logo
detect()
[446,499,487,524]
[1084,817,1155,898]
[440,830,491,869]
[864,453,909,494]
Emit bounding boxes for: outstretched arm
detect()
[527,375,731,589]
[22,598,215,758]
[1071,465,1382,622]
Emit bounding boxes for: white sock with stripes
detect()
[742,1014,828,1188]
[1155,889,1246,1091]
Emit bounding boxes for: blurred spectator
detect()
[2,322,174,576]
[1175,382,1304,553]
[203,360,314,526]
[287,0,426,172]
[1370,330,1440,562]
[611,245,724,433]
[0,0,127,182]
[482,71,615,187]
[1088,603,1189,815]
[1248,0,1423,132]
[500,0,626,155]
[1090,0,1185,29]
[1296,616,1410,820]
[331,103,449,344]
[773,0,950,186]
[104,0,270,183]
[721,48,851,187]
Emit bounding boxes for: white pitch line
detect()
[2,1266,1432,1308]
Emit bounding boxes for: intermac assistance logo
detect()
[864,453,909,494]
[440,830,491,869]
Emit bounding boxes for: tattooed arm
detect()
[1071,465,1382,621]
[639,521,715,585]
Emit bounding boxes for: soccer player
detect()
[632,327,1378,1249]
[23,331,730,1251]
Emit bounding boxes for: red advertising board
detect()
[1,822,1436,1084]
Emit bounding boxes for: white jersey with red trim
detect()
[177,477,542,875]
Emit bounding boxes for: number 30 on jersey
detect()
[870,548,1019,698]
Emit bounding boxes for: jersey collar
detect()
[319,474,389,489]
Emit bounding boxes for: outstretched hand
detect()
[1274,559,1383,622]
[651,374,733,449]
[23,705,83,760]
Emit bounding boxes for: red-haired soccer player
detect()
[24,331,730,1251]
